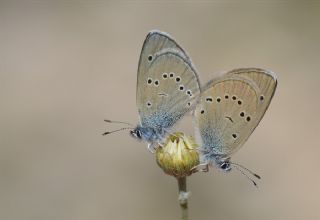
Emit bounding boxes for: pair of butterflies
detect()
[105,30,277,183]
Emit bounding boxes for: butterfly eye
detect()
[148,55,153,62]
[130,129,142,139]
[136,130,142,138]
[179,85,184,91]
[246,116,251,122]
[237,100,242,105]
[225,94,229,99]
[260,95,264,101]
[154,80,159,86]
[240,112,245,117]
[169,72,175,78]
[232,133,237,139]
[232,95,237,100]
[147,78,152,85]
[220,162,231,171]
[175,76,181,82]
[216,97,221,102]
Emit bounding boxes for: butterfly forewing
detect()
[137,31,191,103]
[227,68,277,113]
[195,69,277,159]
[138,51,200,130]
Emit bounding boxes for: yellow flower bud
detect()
[156,132,199,178]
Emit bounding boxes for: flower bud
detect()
[156,132,199,178]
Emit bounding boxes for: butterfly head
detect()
[216,159,261,187]
[217,160,232,172]
[130,127,143,140]
[130,125,160,143]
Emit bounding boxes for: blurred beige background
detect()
[1,1,320,220]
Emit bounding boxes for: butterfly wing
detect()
[227,68,277,116]
[138,50,201,131]
[137,30,191,76]
[137,30,195,106]
[195,68,277,161]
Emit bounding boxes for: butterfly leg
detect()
[147,143,157,153]
[191,163,209,173]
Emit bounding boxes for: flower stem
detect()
[177,177,189,220]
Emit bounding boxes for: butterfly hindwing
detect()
[195,69,277,161]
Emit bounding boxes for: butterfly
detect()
[193,68,277,185]
[104,30,201,152]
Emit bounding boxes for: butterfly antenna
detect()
[104,119,133,126]
[102,127,132,136]
[230,162,261,179]
[231,165,258,188]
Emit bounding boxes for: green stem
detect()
[177,177,188,220]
